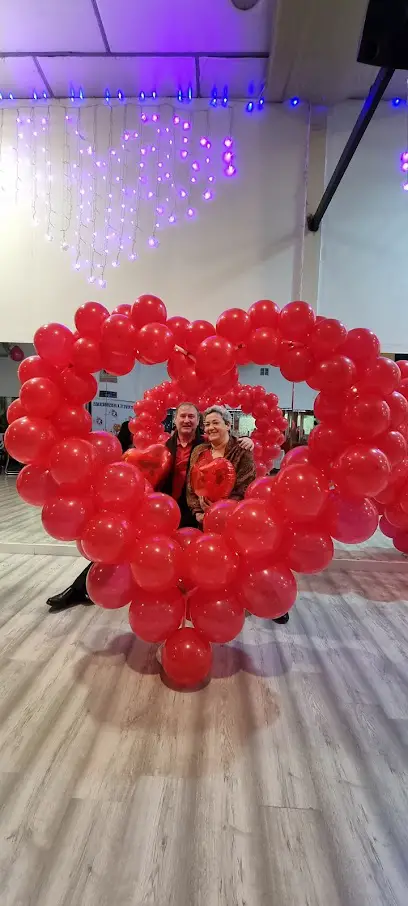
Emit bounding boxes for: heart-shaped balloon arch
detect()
[6,295,408,687]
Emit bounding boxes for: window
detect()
[260,367,269,376]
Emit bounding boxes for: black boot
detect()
[273,613,289,624]
[47,564,93,612]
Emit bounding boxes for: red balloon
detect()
[195,335,236,377]
[239,563,297,619]
[7,398,26,423]
[314,391,346,424]
[75,301,109,339]
[166,316,190,348]
[131,294,167,330]
[310,318,347,357]
[191,457,236,502]
[189,587,245,643]
[323,489,378,542]
[175,527,202,549]
[387,391,408,429]
[20,377,61,418]
[100,347,135,375]
[285,528,334,574]
[379,516,397,539]
[59,368,97,405]
[279,343,314,382]
[226,498,282,562]
[86,563,136,608]
[34,323,74,367]
[185,533,239,590]
[397,360,408,378]
[384,502,408,530]
[18,355,59,384]
[244,475,278,508]
[203,499,238,533]
[247,328,280,366]
[81,513,132,563]
[101,313,137,355]
[341,327,380,364]
[311,355,356,392]
[357,356,401,396]
[279,301,315,342]
[216,308,251,344]
[343,395,390,440]
[376,430,407,466]
[162,628,212,687]
[87,431,122,466]
[53,403,92,438]
[130,535,182,591]
[308,424,344,468]
[49,437,96,487]
[184,320,215,355]
[276,464,329,519]
[42,494,95,541]
[129,587,185,642]
[136,323,175,364]
[71,336,103,373]
[393,530,408,554]
[136,492,181,535]
[16,464,57,507]
[95,461,145,513]
[248,299,279,330]
[112,303,132,317]
[4,417,58,465]
[280,447,310,470]
[123,444,171,487]
[332,445,391,498]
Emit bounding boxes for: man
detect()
[47,404,254,611]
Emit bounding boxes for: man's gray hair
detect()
[203,405,232,427]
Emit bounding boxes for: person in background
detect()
[187,405,290,625]
[46,404,254,611]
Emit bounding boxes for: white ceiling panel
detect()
[97,0,274,54]
[0,0,106,53]
[0,57,46,99]
[199,57,267,99]
[40,55,197,98]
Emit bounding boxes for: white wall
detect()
[319,102,408,352]
[0,345,35,397]
[0,101,309,342]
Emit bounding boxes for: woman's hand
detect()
[196,513,204,524]
[238,436,254,452]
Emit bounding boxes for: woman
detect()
[186,406,256,524]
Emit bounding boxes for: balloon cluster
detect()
[5,296,408,687]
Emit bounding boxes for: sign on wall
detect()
[91,399,134,436]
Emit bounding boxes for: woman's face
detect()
[204,412,229,446]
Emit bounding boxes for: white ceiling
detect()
[0,0,407,104]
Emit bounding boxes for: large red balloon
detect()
[311,355,356,392]
[189,587,245,643]
[276,464,329,519]
[379,516,397,539]
[100,347,135,376]
[162,628,212,687]
[130,535,182,591]
[384,502,408,530]
[341,327,380,364]
[248,299,279,330]
[87,431,122,466]
[244,475,278,509]
[166,316,190,348]
[387,391,408,429]
[42,494,95,541]
[308,424,344,469]
[332,445,390,498]
[49,437,96,487]
[310,318,347,357]
[18,355,59,384]
[195,335,236,377]
[34,323,74,367]
[185,533,239,590]
[314,391,345,424]
[16,464,57,507]
[81,513,132,563]
[4,417,58,465]
[59,368,97,405]
[95,461,145,513]
[53,403,92,438]
[357,356,400,396]
[136,323,175,364]
[203,499,238,534]
[123,444,172,487]
[376,430,407,467]
[129,587,185,642]
[101,314,137,355]
[75,301,109,339]
[216,308,250,344]
[191,457,236,502]
[137,492,181,535]
[20,377,61,419]
[239,563,297,619]
[279,343,314,382]
[323,490,378,543]
[279,301,315,342]
[343,395,390,440]
[184,320,215,355]
[226,498,282,563]
[131,294,167,330]
[71,336,103,373]
[7,398,26,423]
[285,527,334,574]
[86,563,136,608]
[247,328,280,366]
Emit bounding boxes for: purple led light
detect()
[187,208,194,217]
[225,164,236,177]
[223,137,233,148]
[180,189,187,198]
[173,115,180,125]
[148,236,159,247]
[180,150,188,159]
[203,190,212,200]
[200,137,208,147]
[222,151,233,164]
[192,161,200,171]
[152,113,159,122]
[156,206,164,214]
[183,121,191,131]
[169,214,176,223]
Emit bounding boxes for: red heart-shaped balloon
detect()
[123,444,172,488]
[191,457,236,502]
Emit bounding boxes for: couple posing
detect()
[47,402,289,624]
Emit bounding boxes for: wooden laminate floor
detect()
[0,552,407,905]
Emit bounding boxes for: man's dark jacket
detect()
[160,427,204,528]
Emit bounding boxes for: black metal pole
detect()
[307,66,395,233]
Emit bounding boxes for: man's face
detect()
[175,404,199,437]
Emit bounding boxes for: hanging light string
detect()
[61,108,73,250]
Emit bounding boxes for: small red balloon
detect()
[130,535,182,592]
[239,563,297,619]
[75,301,109,339]
[311,355,356,392]
[34,323,74,367]
[136,323,175,364]
[162,628,212,688]
[131,294,167,330]
[279,301,315,342]
[20,377,61,418]
[310,318,347,357]
[86,563,136,608]
[185,533,239,590]
[16,464,57,507]
[42,494,95,541]
[279,343,314,382]
[129,587,185,642]
[189,587,245,643]
[4,417,58,465]
[216,308,251,345]
[343,395,390,440]
[100,348,135,376]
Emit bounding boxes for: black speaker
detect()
[358,0,408,69]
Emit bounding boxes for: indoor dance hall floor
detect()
[0,475,407,906]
